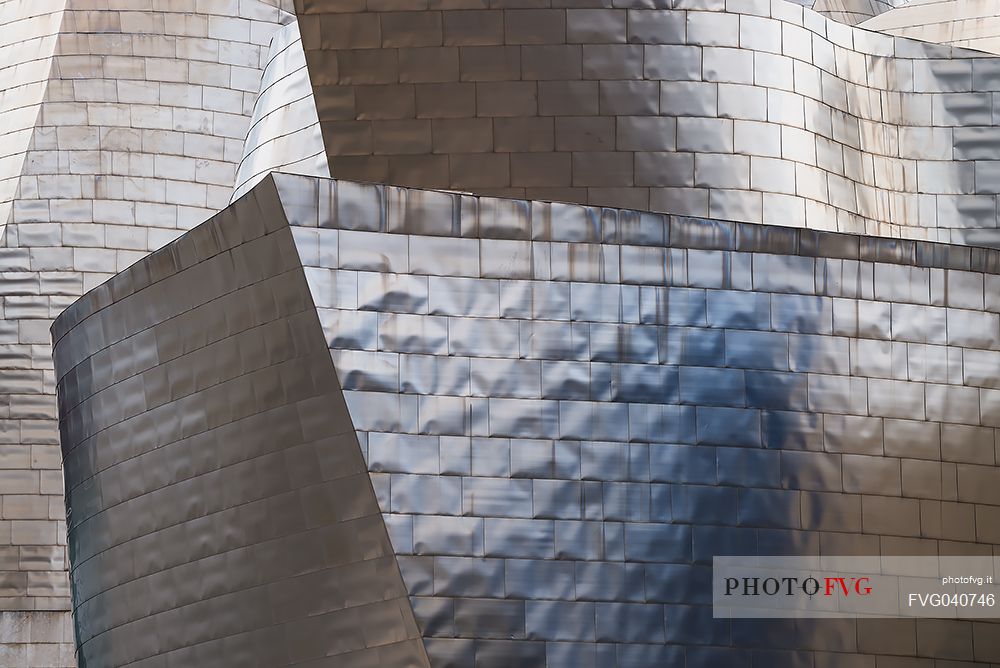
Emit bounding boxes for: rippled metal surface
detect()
[295,0,1000,246]
[231,19,329,202]
[863,0,1000,55]
[800,0,907,26]
[0,0,298,661]
[0,0,297,617]
[52,178,429,668]
[0,0,64,238]
[53,173,1000,666]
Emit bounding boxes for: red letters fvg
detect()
[823,577,872,596]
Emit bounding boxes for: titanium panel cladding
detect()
[805,0,907,26]
[864,0,1000,55]
[0,0,298,626]
[232,19,330,202]
[53,174,1000,667]
[289,0,1000,246]
[51,179,428,668]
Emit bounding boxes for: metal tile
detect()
[48,6,1000,656]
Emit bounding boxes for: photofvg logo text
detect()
[713,556,1000,618]
[724,575,872,598]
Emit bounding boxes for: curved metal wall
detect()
[232,20,329,202]
[863,0,1000,55]
[0,0,296,623]
[295,0,1000,247]
[805,0,906,26]
[51,179,429,668]
[54,173,1000,666]
[0,0,64,234]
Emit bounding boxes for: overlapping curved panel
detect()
[295,0,1000,247]
[0,0,64,234]
[0,0,297,628]
[232,20,329,202]
[54,172,1000,666]
[51,177,429,668]
[863,0,1000,55]
[804,0,907,26]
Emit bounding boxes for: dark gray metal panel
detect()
[0,1,298,630]
[53,174,1000,667]
[51,177,429,668]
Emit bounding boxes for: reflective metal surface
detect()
[0,0,63,240]
[52,178,429,668]
[53,173,1000,666]
[864,0,1000,54]
[12,0,1000,665]
[0,0,296,661]
[802,0,907,26]
[289,0,1000,247]
[231,20,330,202]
